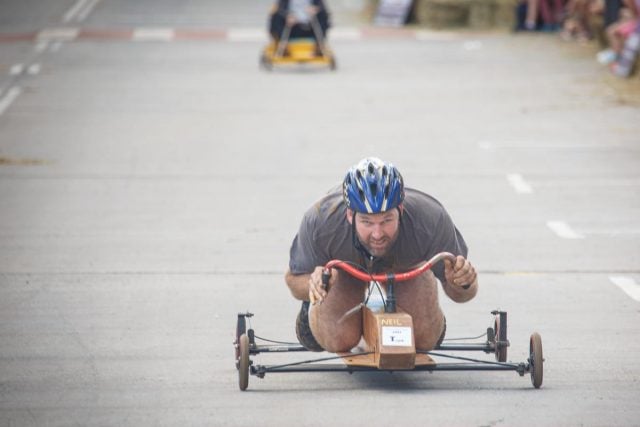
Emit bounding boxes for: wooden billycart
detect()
[234,252,544,390]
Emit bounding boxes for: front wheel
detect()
[328,55,337,71]
[234,314,247,368]
[260,54,273,71]
[238,334,250,391]
[529,332,543,389]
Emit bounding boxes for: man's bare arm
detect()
[285,269,312,301]
[285,267,334,303]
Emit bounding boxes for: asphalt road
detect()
[1,1,639,426]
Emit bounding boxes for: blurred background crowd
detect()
[514,0,640,76]
[370,0,640,78]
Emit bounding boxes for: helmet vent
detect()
[369,182,377,196]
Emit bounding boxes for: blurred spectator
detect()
[561,0,603,41]
[516,0,566,31]
[596,0,639,64]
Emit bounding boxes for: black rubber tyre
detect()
[259,54,273,71]
[494,316,507,362]
[238,333,250,391]
[529,332,543,389]
[329,56,337,71]
[234,316,246,368]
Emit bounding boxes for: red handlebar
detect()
[323,252,456,283]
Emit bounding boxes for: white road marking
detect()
[133,28,175,41]
[0,87,22,117]
[330,28,361,41]
[64,0,89,22]
[610,276,640,302]
[50,42,64,52]
[227,28,267,42]
[63,0,100,23]
[507,173,533,194]
[10,64,24,75]
[415,30,458,41]
[27,64,41,75]
[463,40,482,50]
[35,41,49,53]
[76,0,100,21]
[546,221,584,239]
[478,141,495,150]
[37,27,79,42]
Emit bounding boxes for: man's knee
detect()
[315,327,361,353]
[309,305,362,352]
[415,315,446,351]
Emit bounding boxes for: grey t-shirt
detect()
[288,186,468,283]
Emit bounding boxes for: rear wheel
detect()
[529,332,543,388]
[494,316,507,362]
[238,334,250,391]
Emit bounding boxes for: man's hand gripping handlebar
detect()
[309,252,473,305]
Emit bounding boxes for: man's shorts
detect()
[296,301,324,351]
[296,301,447,351]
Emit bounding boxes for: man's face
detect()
[347,208,401,257]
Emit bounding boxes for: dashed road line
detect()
[331,27,362,40]
[547,221,584,239]
[227,28,267,42]
[9,64,24,75]
[34,41,49,52]
[507,173,533,194]
[463,40,482,50]
[27,63,41,75]
[63,0,100,23]
[49,41,64,52]
[75,0,100,22]
[610,276,640,302]
[0,86,22,117]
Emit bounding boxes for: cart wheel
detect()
[234,315,247,368]
[238,333,250,391]
[494,316,507,362]
[260,54,273,71]
[329,56,337,71]
[529,332,543,389]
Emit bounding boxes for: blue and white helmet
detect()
[342,157,404,213]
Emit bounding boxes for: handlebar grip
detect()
[321,269,331,289]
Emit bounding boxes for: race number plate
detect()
[382,326,412,346]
